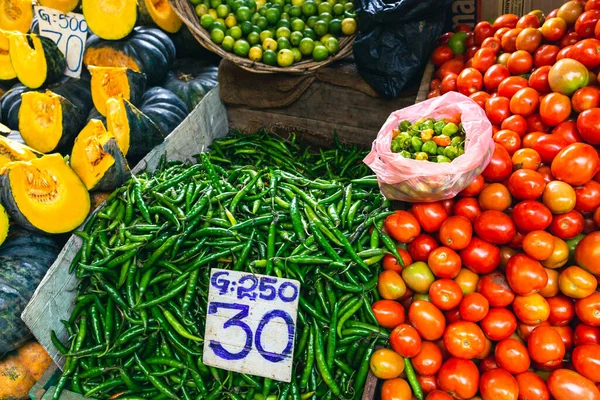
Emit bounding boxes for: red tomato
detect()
[385,211,421,243]
[512,200,553,232]
[428,89,441,99]
[440,73,458,93]
[553,325,573,350]
[437,358,480,399]
[575,180,600,212]
[381,378,411,400]
[459,175,485,197]
[507,169,546,200]
[570,38,600,69]
[482,36,502,54]
[431,45,455,67]
[480,307,518,341]
[539,92,572,127]
[438,217,473,253]
[542,17,568,41]
[477,271,515,307]
[459,237,501,275]
[516,371,551,400]
[471,48,496,73]
[501,27,522,52]
[474,21,494,44]
[552,120,584,144]
[438,32,454,45]
[552,143,600,185]
[518,13,541,29]
[390,324,422,358]
[498,76,529,98]
[382,250,413,273]
[408,234,439,262]
[430,279,463,311]
[469,91,490,108]
[572,86,600,112]
[494,14,519,29]
[522,230,555,260]
[485,96,512,126]
[575,325,600,346]
[531,133,569,164]
[412,202,449,233]
[495,337,531,374]
[572,344,600,382]
[428,247,462,279]
[588,0,600,10]
[473,210,516,245]
[557,44,574,60]
[516,27,543,53]
[372,300,406,329]
[502,114,527,136]
[409,300,446,341]
[529,66,553,93]
[575,231,600,275]
[483,64,510,91]
[561,31,581,47]
[412,341,443,376]
[529,325,566,364]
[576,292,600,326]
[578,108,600,144]
[459,292,489,322]
[479,367,519,400]
[425,390,452,400]
[512,148,542,170]
[457,68,483,95]
[547,295,575,326]
[510,87,540,117]
[534,45,560,68]
[550,210,585,239]
[548,369,600,400]
[506,253,549,296]
[513,293,550,324]
[526,113,550,133]
[576,10,600,37]
[436,59,466,79]
[507,50,534,75]
[482,143,513,182]
[443,321,486,359]
[453,197,483,222]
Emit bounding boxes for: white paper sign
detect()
[203,269,301,382]
[34,6,88,78]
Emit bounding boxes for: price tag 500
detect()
[203,269,301,382]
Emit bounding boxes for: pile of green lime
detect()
[191,0,358,67]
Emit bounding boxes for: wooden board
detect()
[21,88,229,368]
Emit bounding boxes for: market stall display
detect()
[0,341,53,400]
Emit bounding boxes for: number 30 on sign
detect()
[203,269,301,382]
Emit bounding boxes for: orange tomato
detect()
[541,236,570,269]
[381,378,412,400]
[513,293,551,324]
[369,348,405,379]
[523,230,556,260]
[412,341,443,376]
[443,321,487,359]
[559,266,597,298]
[378,270,407,300]
[372,300,406,329]
[409,300,446,341]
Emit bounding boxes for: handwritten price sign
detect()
[203,269,301,382]
[34,6,88,78]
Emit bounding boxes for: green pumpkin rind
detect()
[12,35,67,88]
[0,84,30,130]
[138,86,188,135]
[161,59,218,112]
[84,26,176,85]
[90,136,131,191]
[117,98,164,157]
[0,228,60,357]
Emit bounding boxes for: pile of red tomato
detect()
[368,1,600,399]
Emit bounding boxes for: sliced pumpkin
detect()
[71,119,130,191]
[0,0,33,33]
[0,204,8,246]
[8,33,66,89]
[0,32,16,81]
[139,0,182,33]
[19,91,86,153]
[0,135,41,170]
[105,95,164,157]
[0,153,90,234]
[82,0,137,40]
[38,0,80,14]
[89,66,146,116]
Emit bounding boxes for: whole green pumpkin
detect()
[161,59,218,113]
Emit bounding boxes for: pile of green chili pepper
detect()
[52,131,401,400]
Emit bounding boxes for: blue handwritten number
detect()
[211,271,230,295]
[41,30,63,45]
[278,282,299,303]
[65,35,84,72]
[208,302,253,361]
[255,310,295,363]
[237,275,258,301]
[58,14,68,29]
[259,277,277,301]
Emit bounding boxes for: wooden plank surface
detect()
[21,88,230,368]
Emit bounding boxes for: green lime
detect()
[259,6,268,15]
[246,0,257,10]
[328,18,341,34]
[226,0,235,8]
[290,31,303,46]
[268,27,276,36]
[195,4,208,16]
[313,20,328,36]
[271,3,282,11]
[448,31,467,55]
[276,19,290,29]
[236,6,251,21]
[249,46,262,61]
[320,33,332,42]
[265,8,280,24]
[276,26,291,39]
[277,48,294,66]
[344,2,353,12]
[340,17,356,35]
[291,18,305,31]
[327,0,335,6]
[272,0,285,5]
[190,0,202,5]
[263,49,277,65]
[291,47,302,62]
[239,20,252,34]
[314,40,322,47]
[217,4,230,17]
[317,1,331,14]
[283,4,291,12]
[263,37,278,51]
[230,25,243,39]
[289,5,302,17]
[260,30,273,41]
[252,24,262,33]
[233,0,244,9]
[277,37,291,50]
[291,0,303,6]
[222,35,235,51]
[306,15,319,28]
[216,17,226,25]
[303,27,316,40]
[211,28,225,44]
[211,21,226,31]
[312,44,328,61]
[257,16,268,29]
[319,12,332,24]
[301,0,317,16]
[298,37,314,55]
[233,39,250,56]
[210,0,222,8]
[332,3,343,15]
[244,31,258,45]
[280,12,290,20]
[251,13,260,24]
[324,36,338,54]
[200,13,214,28]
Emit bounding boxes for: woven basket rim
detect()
[171,0,356,74]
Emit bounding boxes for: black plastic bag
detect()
[354,0,451,98]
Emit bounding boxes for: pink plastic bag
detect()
[364,92,494,202]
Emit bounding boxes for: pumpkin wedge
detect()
[8,33,66,89]
[139,0,182,33]
[82,0,137,40]
[0,153,90,234]
[38,0,80,14]
[19,91,86,153]
[0,0,34,34]
[71,119,131,191]
[0,135,41,169]
[89,66,146,116]
[0,32,16,81]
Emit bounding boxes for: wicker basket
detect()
[170,0,356,74]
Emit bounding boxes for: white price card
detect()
[34,6,88,78]
[203,268,301,382]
